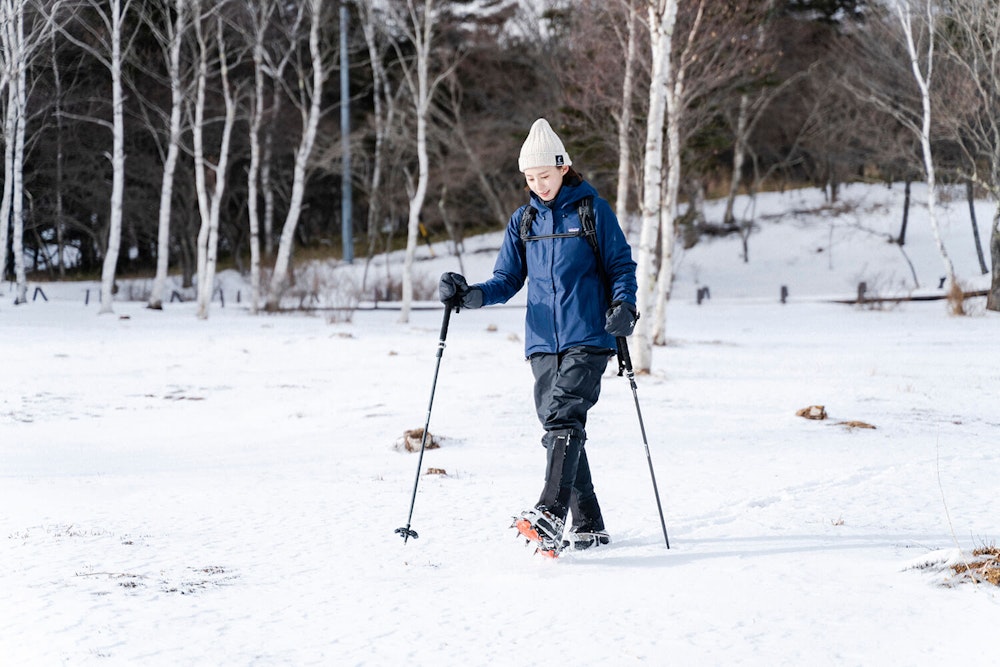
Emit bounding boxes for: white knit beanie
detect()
[518,118,572,172]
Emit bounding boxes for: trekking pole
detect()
[395,299,456,544]
[616,336,671,549]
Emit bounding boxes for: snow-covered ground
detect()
[2,184,998,665]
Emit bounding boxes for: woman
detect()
[439,118,638,556]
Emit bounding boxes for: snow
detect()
[2,184,998,665]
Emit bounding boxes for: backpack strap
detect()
[579,196,629,376]
[578,196,599,255]
[577,196,610,304]
[518,205,537,243]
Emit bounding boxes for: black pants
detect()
[529,346,610,530]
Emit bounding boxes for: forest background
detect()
[2,0,998,362]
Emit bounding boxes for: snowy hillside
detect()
[2,184,998,665]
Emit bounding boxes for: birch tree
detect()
[632,0,678,372]
[615,0,639,225]
[648,0,708,347]
[56,0,133,313]
[892,0,959,306]
[1,0,55,302]
[263,0,326,312]
[146,0,188,310]
[394,0,435,323]
[240,0,303,309]
[191,1,238,319]
[0,0,28,302]
[386,0,456,323]
[242,0,276,313]
[359,0,400,293]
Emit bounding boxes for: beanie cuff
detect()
[518,152,571,172]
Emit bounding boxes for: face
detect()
[523,166,569,202]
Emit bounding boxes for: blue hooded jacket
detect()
[474,179,637,357]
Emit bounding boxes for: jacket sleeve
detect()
[595,198,637,306]
[473,207,528,306]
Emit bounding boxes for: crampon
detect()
[512,507,565,558]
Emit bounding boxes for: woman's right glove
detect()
[439,272,483,310]
[605,300,638,337]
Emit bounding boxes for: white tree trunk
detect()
[98,0,127,315]
[246,2,274,315]
[632,0,678,373]
[0,0,15,294]
[261,89,279,260]
[149,0,186,310]
[360,0,390,292]
[258,2,301,263]
[893,0,957,289]
[11,25,26,305]
[651,82,682,345]
[990,203,1000,310]
[192,2,211,315]
[0,86,12,292]
[615,0,638,226]
[51,27,66,279]
[265,0,325,311]
[398,0,436,324]
[194,13,237,320]
[0,0,29,304]
[651,0,704,345]
[723,93,750,225]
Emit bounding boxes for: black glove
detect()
[438,272,483,310]
[605,300,638,337]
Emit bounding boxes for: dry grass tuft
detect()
[950,545,1000,586]
[947,281,967,316]
[394,428,441,453]
[796,405,827,420]
[836,420,877,430]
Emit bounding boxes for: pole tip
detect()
[395,526,419,542]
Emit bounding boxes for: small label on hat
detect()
[555,155,564,166]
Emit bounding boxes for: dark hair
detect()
[523,166,583,192]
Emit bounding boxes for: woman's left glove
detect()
[605,300,638,337]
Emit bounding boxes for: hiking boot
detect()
[562,529,610,551]
[513,507,565,554]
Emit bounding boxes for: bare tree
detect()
[358,0,400,294]
[936,0,1000,310]
[248,0,303,290]
[191,1,239,319]
[891,0,959,304]
[615,0,640,224]
[241,0,279,313]
[632,0,678,373]
[56,0,134,314]
[0,0,27,300]
[648,0,712,347]
[264,0,326,311]
[722,0,781,227]
[386,0,458,323]
[144,0,189,310]
[1,0,57,302]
